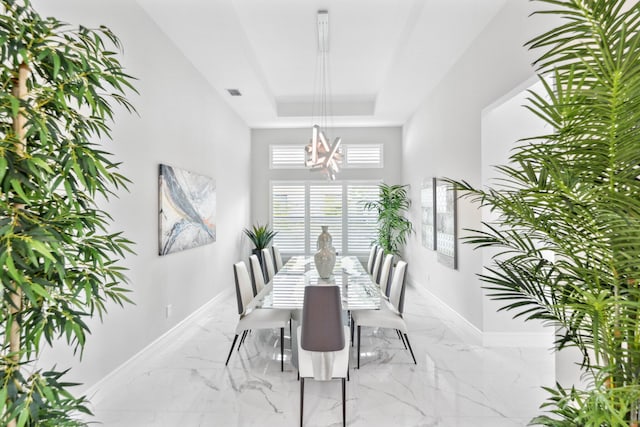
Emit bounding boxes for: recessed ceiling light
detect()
[226,89,242,96]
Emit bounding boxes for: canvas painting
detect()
[158,164,216,255]
[421,178,436,250]
[435,178,457,269]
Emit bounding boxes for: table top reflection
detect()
[254,256,381,310]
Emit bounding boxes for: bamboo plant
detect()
[0,0,136,425]
[364,183,414,256]
[453,0,640,424]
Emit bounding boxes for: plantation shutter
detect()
[309,185,343,254]
[346,184,379,253]
[272,184,305,253]
[270,145,306,169]
[343,144,383,168]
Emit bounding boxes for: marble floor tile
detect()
[86,284,555,426]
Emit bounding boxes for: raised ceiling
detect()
[137,0,507,128]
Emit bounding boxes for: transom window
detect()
[269,144,383,169]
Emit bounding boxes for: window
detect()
[270,145,306,169]
[310,185,343,253]
[271,181,379,255]
[343,144,383,168]
[272,184,305,253]
[346,185,379,252]
[269,143,383,169]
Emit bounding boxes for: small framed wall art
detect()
[435,178,457,269]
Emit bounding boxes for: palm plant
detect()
[453,0,640,424]
[364,183,414,255]
[0,0,136,425]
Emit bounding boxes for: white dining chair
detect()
[298,285,349,426]
[370,246,384,284]
[377,254,394,297]
[225,261,290,371]
[352,260,416,369]
[249,254,266,296]
[262,247,276,282]
[366,244,379,274]
[272,245,284,273]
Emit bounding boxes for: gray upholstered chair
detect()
[352,260,416,369]
[261,247,276,282]
[272,245,284,273]
[249,254,266,296]
[298,285,349,426]
[225,261,290,371]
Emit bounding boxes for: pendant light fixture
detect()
[305,10,342,181]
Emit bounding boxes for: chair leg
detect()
[404,333,417,365]
[280,327,284,372]
[350,319,354,347]
[300,377,305,427]
[342,377,346,426]
[225,334,239,366]
[238,330,248,351]
[357,325,361,369]
[398,330,408,349]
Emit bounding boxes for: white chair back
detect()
[378,254,394,296]
[366,244,378,274]
[249,254,265,295]
[388,260,408,313]
[233,261,254,315]
[262,247,276,282]
[371,247,384,283]
[272,246,283,272]
[262,248,276,283]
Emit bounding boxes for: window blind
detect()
[271,181,378,256]
[309,184,343,253]
[343,144,383,168]
[346,185,379,253]
[270,143,383,169]
[270,145,306,169]
[272,184,305,253]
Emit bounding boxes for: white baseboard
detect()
[84,289,233,404]
[407,275,552,348]
[407,275,482,346]
[482,331,553,348]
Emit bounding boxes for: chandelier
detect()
[305,10,342,181]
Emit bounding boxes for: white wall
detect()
[32,0,251,391]
[480,78,553,345]
[402,0,556,340]
[250,127,403,225]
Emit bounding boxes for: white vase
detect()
[314,226,336,279]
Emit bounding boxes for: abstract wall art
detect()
[421,177,436,250]
[435,178,457,269]
[158,164,216,255]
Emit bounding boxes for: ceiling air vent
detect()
[226,88,242,96]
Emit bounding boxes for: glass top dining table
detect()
[252,255,382,311]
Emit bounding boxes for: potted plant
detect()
[364,183,414,256]
[0,0,136,425]
[243,223,278,253]
[453,0,640,424]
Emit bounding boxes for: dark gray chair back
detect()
[301,286,344,352]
